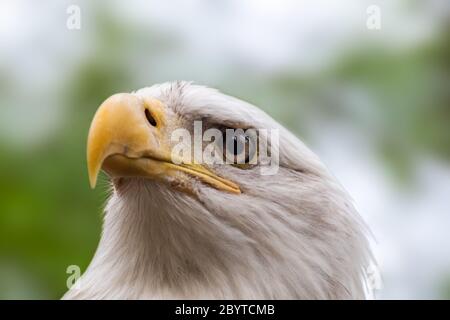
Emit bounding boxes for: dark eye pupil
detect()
[226,135,250,164]
[231,135,246,156]
[233,136,239,155]
[222,130,254,165]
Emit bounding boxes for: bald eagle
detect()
[63,81,373,299]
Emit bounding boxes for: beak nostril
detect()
[145,109,157,127]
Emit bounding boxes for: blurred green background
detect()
[0,0,449,299]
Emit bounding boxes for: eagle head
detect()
[64,81,373,299]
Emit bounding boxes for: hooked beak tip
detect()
[88,162,100,189]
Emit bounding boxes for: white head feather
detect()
[63,81,374,299]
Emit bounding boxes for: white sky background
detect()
[1,0,449,298]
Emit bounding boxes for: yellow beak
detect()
[86,93,240,194]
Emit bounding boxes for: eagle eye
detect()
[222,130,257,167]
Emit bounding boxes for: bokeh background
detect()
[0,0,449,299]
